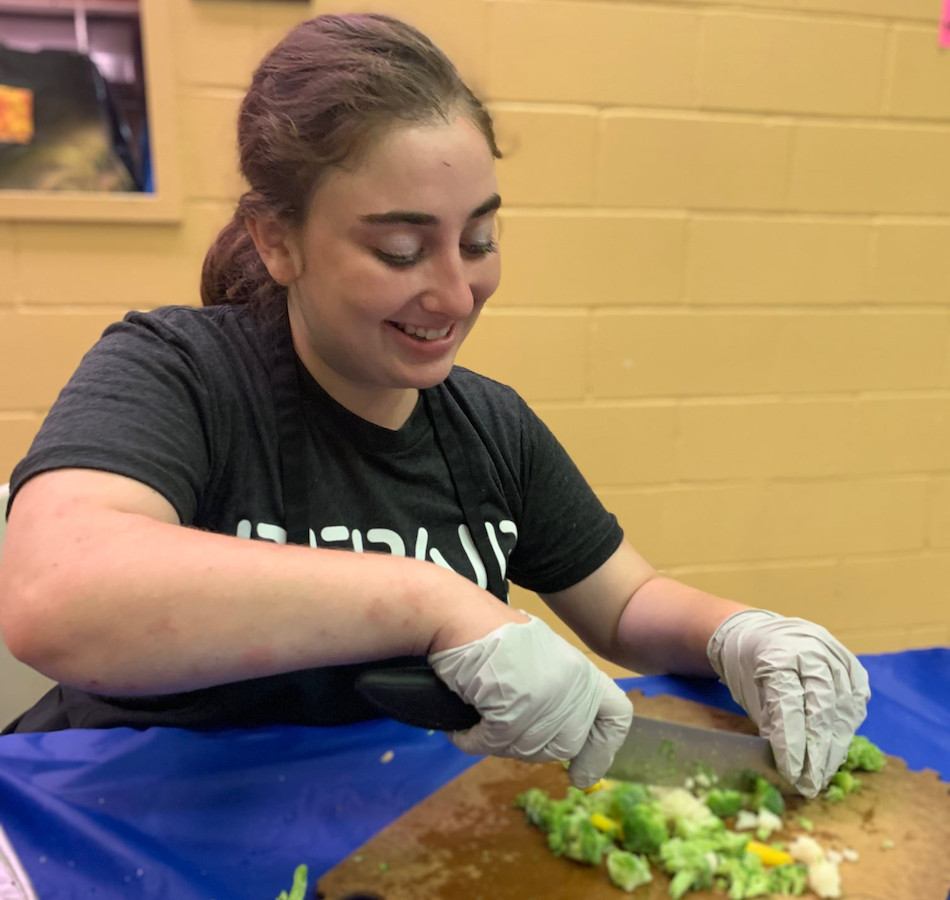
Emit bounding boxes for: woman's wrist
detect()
[423,570,528,655]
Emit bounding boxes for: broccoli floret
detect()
[547,808,613,865]
[275,864,308,900]
[705,788,744,818]
[716,855,772,899]
[821,735,885,801]
[515,788,550,825]
[675,813,726,841]
[515,788,576,832]
[824,770,861,803]
[605,780,652,820]
[824,784,846,803]
[659,838,716,899]
[620,801,670,855]
[740,773,785,816]
[606,848,653,892]
[768,863,809,895]
[840,735,886,773]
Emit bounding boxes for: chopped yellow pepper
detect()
[745,841,794,867]
[589,813,623,840]
[583,778,612,794]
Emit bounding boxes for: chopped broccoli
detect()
[716,854,772,899]
[605,780,651,820]
[840,735,886,773]
[746,775,785,816]
[515,746,883,899]
[547,807,613,865]
[820,735,885,802]
[275,864,308,900]
[705,788,744,818]
[768,862,809,895]
[659,837,716,899]
[605,848,653,892]
[825,770,861,803]
[620,801,670,855]
[515,788,574,831]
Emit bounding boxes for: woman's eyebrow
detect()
[360,193,502,226]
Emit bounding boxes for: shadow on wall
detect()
[0,483,55,729]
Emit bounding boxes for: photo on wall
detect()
[0,0,149,193]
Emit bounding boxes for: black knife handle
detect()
[354,666,481,732]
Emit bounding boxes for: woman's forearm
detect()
[615,575,748,676]
[0,476,523,695]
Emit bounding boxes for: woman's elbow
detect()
[0,562,75,677]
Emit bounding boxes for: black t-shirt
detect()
[5,303,623,733]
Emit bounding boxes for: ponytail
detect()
[200,213,286,309]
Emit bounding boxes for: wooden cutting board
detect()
[316,690,950,900]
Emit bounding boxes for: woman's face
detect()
[283,116,501,426]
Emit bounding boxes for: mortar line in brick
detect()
[665,556,842,576]
[693,7,709,111]
[880,25,899,118]
[594,104,950,130]
[502,208,950,227]
[9,222,25,310]
[681,211,695,306]
[579,0,933,28]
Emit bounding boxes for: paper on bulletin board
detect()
[0,85,34,145]
[941,0,950,49]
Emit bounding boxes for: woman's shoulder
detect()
[444,366,536,435]
[105,303,269,361]
[117,302,258,336]
[446,365,524,406]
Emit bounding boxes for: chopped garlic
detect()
[734,810,759,831]
[807,859,842,898]
[841,848,859,863]
[789,835,825,867]
[658,788,716,826]
[755,809,783,837]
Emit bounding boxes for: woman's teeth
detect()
[394,323,451,341]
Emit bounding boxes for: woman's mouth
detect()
[389,321,452,341]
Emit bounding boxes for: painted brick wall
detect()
[2,0,948,675]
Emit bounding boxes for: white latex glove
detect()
[429,615,633,789]
[707,609,871,799]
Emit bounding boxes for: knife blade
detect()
[606,714,794,793]
[355,666,793,793]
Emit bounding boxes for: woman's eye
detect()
[373,248,423,268]
[462,238,497,259]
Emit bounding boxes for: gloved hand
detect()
[707,609,871,798]
[429,614,633,789]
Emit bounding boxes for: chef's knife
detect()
[355,666,481,731]
[606,714,793,792]
[355,666,793,793]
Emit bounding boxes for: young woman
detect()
[0,14,868,796]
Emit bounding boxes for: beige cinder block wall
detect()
[1,0,948,684]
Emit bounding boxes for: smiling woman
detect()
[243,118,502,428]
[0,12,870,804]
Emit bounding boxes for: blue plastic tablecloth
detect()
[0,648,947,900]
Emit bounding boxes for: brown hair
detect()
[200,14,500,309]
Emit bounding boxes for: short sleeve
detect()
[506,398,624,594]
[9,310,222,524]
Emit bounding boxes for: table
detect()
[1,648,947,900]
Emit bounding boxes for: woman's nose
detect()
[419,252,475,318]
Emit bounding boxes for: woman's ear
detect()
[245,214,303,286]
